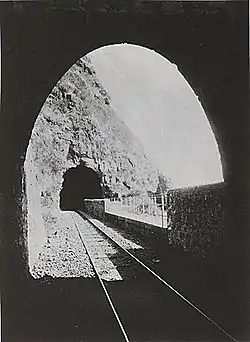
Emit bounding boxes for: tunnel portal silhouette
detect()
[60,164,103,211]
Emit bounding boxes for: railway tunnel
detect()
[60,164,103,211]
[0,2,248,342]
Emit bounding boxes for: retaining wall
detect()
[167,182,226,257]
[83,183,226,258]
[83,199,106,220]
[104,212,168,240]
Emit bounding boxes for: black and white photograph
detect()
[0,1,249,341]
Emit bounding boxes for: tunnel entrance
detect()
[60,164,103,211]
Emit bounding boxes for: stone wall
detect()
[167,182,226,258]
[83,200,106,221]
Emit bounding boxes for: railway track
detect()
[71,210,237,342]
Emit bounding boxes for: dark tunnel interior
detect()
[60,164,103,211]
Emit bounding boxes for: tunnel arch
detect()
[23,41,226,277]
[1,8,248,339]
[24,39,227,183]
[28,40,228,181]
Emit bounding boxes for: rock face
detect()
[24,55,159,275]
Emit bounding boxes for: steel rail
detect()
[77,210,238,342]
[71,212,130,342]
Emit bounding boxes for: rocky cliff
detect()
[24,55,160,275]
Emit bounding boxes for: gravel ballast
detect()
[32,210,143,281]
[32,211,95,279]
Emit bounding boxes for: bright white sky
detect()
[88,43,223,189]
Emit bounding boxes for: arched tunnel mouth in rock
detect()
[60,164,104,211]
[24,43,225,279]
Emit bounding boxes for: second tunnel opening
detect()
[60,163,104,211]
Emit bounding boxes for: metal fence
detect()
[105,193,169,228]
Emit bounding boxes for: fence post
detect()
[161,193,164,229]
